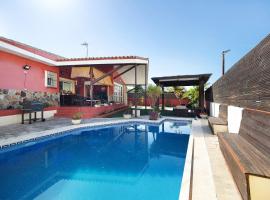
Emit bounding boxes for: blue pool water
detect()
[0,120,191,200]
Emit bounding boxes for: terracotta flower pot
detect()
[123,114,132,119]
[149,111,159,120]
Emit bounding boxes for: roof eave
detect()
[0,41,58,66]
[152,73,212,86]
[0,40,149,67]
[56,58,149,66]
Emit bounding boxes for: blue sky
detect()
[0,0,270,84]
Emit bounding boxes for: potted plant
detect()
[123,108,132,119]
[149,106,160,120]
[72,112,83,125]
[147,84,162,120]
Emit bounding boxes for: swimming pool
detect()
[0,120,191,200]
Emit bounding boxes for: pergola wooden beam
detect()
[91,64,132,85]
[151,74,212,111]
[89,64,136,104]
[113,65,136,80]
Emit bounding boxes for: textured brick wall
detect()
[207,34,270,112]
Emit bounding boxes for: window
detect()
[45,71,57,88]
[113,83,123,102]
[60,81,72,91]
[59,78,75,94]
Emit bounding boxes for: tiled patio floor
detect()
[0,117,120,140]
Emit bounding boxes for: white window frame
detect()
[45,71,58,88]
[59,78,75,93]
[113,83,123,103]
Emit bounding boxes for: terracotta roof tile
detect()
[56,56,148,61]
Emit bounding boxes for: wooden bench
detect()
[218,109,270,200]
[208,104,228,134]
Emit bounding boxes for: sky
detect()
[0,0,270,84]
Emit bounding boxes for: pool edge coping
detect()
[0,117,192,149]
[179,126,194,200]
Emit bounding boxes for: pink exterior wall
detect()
[0,51,59,93]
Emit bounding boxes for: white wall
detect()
[227,105,243,134]
[0,110,57,126]
[210,102,220,117]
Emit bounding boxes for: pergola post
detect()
[134,65,138,117]
[162,86,165,110]
[156,82,160,108]
[144,64,147,110]
[199,79,205,112]
[89,67,93,107]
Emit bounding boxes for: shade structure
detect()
[71,67,90,78]
[151,73,212,111]
[151,74,212,87]
[93,68,113,86]
[70,67,113,86]
[115,64,148,85]
[61,57,148,86]
[58,58,149,117]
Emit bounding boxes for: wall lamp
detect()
[23,65,31,70]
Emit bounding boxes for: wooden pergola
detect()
[151,74,211,111]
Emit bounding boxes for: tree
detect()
[166,86,186,99]
[183,83,209,108]
[183,86,199,108]
[173,86,186,99]
[147,84,162,109]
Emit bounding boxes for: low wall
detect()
[128,97,189,107]
[56,104,126,118]
[0,107,58,126]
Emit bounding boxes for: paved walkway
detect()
[0,118,120,141]
[192,119,241,200]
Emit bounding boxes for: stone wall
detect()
[0,89,59,110]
